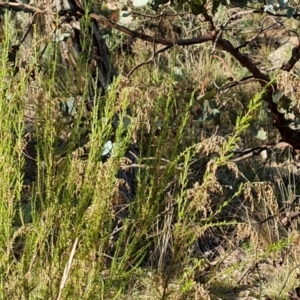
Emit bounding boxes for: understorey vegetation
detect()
[1,0,300,299]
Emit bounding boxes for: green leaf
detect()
[196,87,217,104]
[289,122,300,130]
[212,0,222,13]
[118,11,133,25]
[249,122,267,140]
[132,0,149,7]
[286,6,295,19]
[102,140,113,157]
[211,108,221,125]
[272,90,283,104]
[53,32,71,42]
[66,97,76,115]
[152,0,170,5]
[207,100,219,115]
[190,0,205,15]
[23,202,32,223]
[231,0,248,7]
[229,112,238,126]
[59,97,76,116]
[154,119,163,129]
[122,115,131,130]
[277,96,294,114]
[200,100,221,125]
[278,0,288,7]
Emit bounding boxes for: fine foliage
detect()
[1,0,300,299]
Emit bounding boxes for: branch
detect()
[216,38,270,83]
[219,76,260,93]
[92,13,269,84]
[280,211,300,228]
[230,146,268,163]
[90,13,214,46]
[230,142,291,162]
[91,11,300,150]
[253,7,300,19]
[281,45,300,71]
[131,11,189,19]
[3,1,300,149]
[126,45,172,78]
[91,12,269,84]
[0,1,43,13]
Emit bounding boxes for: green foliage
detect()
[190,0,206,15]
[132,0,149,6]
[1,0,300,299]
[249,121,267,140]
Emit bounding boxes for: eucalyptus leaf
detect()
[53,32,71,42]
[23,202,32,223]
[272,90,283,104]
[173,67,183,76]
[206,100,220,123]
[59,97,76,116]
[190,0,205,15]
[196,111,208,123]
[277,106,287,114]
[289,122,300,130]
[203,99,209,111]
[66,97,76,115]
[122,115,131,130]
[211,108,221,125]
[249,122,267,140]
[132,0,149,7]
[286,6,295,18]
[212,0,219,13]
[211,108,220,115]
[264,4,274,13]
[229,112,238,126]
[151,0,170,10]
[278,0,288,8]
[118,11,133,25]
[207,99,217,109]
[102,140,114,157]
[197,100,220,124]
[154,119,163,129]
[277,96,294,114]
[153,0,170,4]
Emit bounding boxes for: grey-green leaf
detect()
[286,7,295,19]
[249,122,267,140]
[272,90,283,104]
[132,0,149,7]
[118,11,133,25]
[102,140,113,157]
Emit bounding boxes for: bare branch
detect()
[0,1,44,13]
[280,211,300,228]
[281,45,300,71]
[230,146,269,163]
[216,38,269,82]
[90,13,214,46]
[126,45,172,78]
